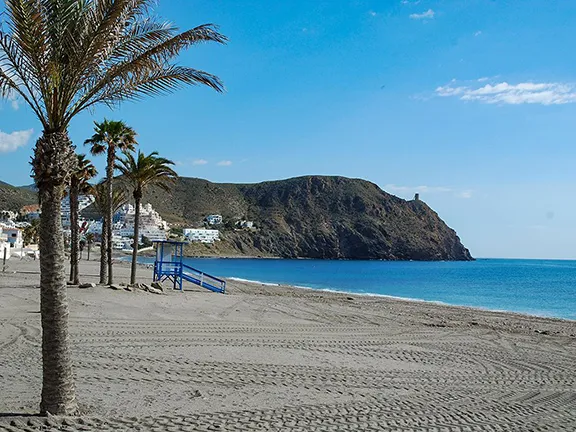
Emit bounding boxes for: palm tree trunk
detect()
[99,217,107,284]
[87,244,91,261]
[32,131,78,415]
[130,193,141,285]
[106,146,115,285]
[69,179,79,285]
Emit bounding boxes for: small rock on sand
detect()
[151,282,164,292]
[147,286,163,295]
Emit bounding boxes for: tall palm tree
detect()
[0,0,226,415]
[116,151,177,285]
[69,155,97,285]
[90,181,128,284]
[85,120,137,286]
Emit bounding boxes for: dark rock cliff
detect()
[144,175,473,261]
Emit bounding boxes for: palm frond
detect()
[73,154,98,194]
[0,0,226,130]
[90,179,128,215]
[84,119,138,156]
[116,149,177,198]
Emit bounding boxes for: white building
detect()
[205,214,223,225]
[76,202,169,249]
[237,220,254,229]
[61,194,95,227]
[111,233,131,250]
[183,228,220,244]
[1,227,23,249]
[20,204,41,221]
[112,203,169,245]
[0,210,17,221]
[86,220,103,240]
[118,225,167,242]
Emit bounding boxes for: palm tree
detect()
[85,233,95,261]
[23,219,40,246]
[0,0,226,415]
[90,181,129,285]
[116,151,177,285]
[85,120,137,286]
[69,155,97,285]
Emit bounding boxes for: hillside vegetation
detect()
[0,181,37,211]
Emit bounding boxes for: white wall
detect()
[0,241,11,260]
[183,228,220,243]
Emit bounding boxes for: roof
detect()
[20,204,40,213]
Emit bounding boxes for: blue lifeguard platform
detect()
[152,240,226,293]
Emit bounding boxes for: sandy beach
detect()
[1,256,575,431]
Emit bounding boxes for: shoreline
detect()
[136,256,576,323]
[226,276,575,324]
[8,256,575,323]
[6,263,574,324]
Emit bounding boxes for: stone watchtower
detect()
[414,193,420,201]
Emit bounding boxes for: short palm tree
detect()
[85,233,95,261]
[23,219,40,246]
[69,155,97,285]
[0,0,226,414]
[90,181,129,285]
[85,120,137,285]
[116,150,177,285]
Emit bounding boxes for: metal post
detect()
[159,242,164,279]
[2,247,6,273]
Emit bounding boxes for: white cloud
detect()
[385,184,473,199]
[192,159,208,165]
[0,129,33,153]
[436,81,576,105]
[369,10,377,17]
[217,160,232,166]
[410,9,435,20]
[455,190,473,199]
[384,184,452,194]
[474,30,482,37]
[401,0,421,4]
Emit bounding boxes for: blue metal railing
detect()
[153,260,226,293]
[181,263,226,293]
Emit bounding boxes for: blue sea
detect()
[138,257,576,320]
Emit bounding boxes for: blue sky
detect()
[2,0,576,259]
